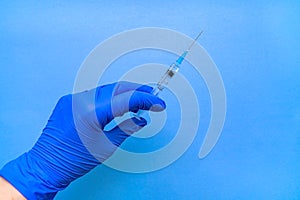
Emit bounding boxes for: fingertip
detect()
[137,85,154,93]
[129,92,166,112]
[150,103,166,112]
[148,96,166,112]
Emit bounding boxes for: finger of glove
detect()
[111,91,166,118]
[104,117,147,146]
[99,81,154,97]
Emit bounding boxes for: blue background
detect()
[1,1,299,199]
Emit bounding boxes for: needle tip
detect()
[187,30,204,51]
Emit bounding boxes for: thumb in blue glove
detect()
[0,81,166,200]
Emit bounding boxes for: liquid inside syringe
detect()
[151,62,179,96]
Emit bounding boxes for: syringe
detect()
[134,30,203,118]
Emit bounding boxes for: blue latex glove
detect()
[0,82,166,199]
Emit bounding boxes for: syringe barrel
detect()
[134,63,179,119]
[152,63,180,96]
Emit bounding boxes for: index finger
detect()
[112,81,153,96]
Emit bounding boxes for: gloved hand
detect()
[0,82,166,200]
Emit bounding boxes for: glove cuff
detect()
[0,152,58,200]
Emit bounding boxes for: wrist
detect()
[0,176,26,200]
